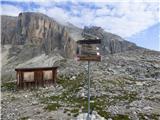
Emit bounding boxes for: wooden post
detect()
[21,72,24,89]
[52,69,54,84]
[55,69,57,84]
[16,71,19,89]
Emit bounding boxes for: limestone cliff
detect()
[1,12,140,60]
[1,15,17,44]
[82,26,139,54]
[2,12,76,58]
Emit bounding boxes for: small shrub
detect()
[45,103,61,111]
[138,113,160,120]
[97,110,111,119]
[113,91,138,103]
[19,116,29,120]
[63,108,69,113]
[70,108,79,113]
[112,114,130,120]
[1,82,16,91]
[73,113,79,117]
[68,113,71,116]
[11,96,16,101]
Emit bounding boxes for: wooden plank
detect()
[34,71,37,88]
[37,70,43,87]
[77,39,101,44]
[16,71,19,89]
[52,69,55,84]
[77,55,101,61]
[20,71,22,89]
[54,69,57,84]
[21,72,24,89]
[41,71,44,87]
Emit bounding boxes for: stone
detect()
[31,100,38,105]
[76,111,106,120]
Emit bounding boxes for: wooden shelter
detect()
[15,67,58,89]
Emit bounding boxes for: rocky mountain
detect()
[2,49,160,120]
[1,12,139,58]
[1,12,77,58]
[1,15,17,44]
[1,12,141,82]
[82,26,139,54]
[1,12,160,120]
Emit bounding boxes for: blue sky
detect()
[1,0,160,50]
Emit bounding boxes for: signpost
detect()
[76,38,101,120]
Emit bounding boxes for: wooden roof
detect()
[15,66,58,72]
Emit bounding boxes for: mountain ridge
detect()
[1,12,140,58]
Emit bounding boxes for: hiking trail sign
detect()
[76,38,101,120]
[76,38,101,62]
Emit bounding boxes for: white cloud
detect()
[45,7,70,24]
[1,0,159,2]
[114,2,159,37]
[33,7,47,14]
[95,7,111,16]
[1,4,22,16]
[1,1,159,38]
[82,1,159,37]
[74,2,159,37]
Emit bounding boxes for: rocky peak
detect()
[82,26,139,54]
[2,12,76,58]
[2,12,141,59]
[16,12,66,45]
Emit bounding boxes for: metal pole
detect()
[87,61,90,120]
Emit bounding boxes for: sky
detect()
[1,0,160,50]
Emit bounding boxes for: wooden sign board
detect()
[76,39,101,61]
[76,55,101,61]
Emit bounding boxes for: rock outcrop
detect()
[1,12,141,60]
[2,12,77,58]
[1,15,17,44]
[82,26,139,54]
[1,49,160,120]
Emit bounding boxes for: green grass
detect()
[19,116,29,120]
[1,82,16,91]
[112,114,130,120]
[97,110,111,118]
[41,73,112,118]
[112,91,138,103]
[44,103,61,111]
[41,73,86,112]
[40,74,134,119]
[57,73,85,94]
[138,113,160,120]
[67,113,71,116]
[11,96,16,101]
[73,113,79,117]
[70,108,79,113]
[63,108,70,113]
